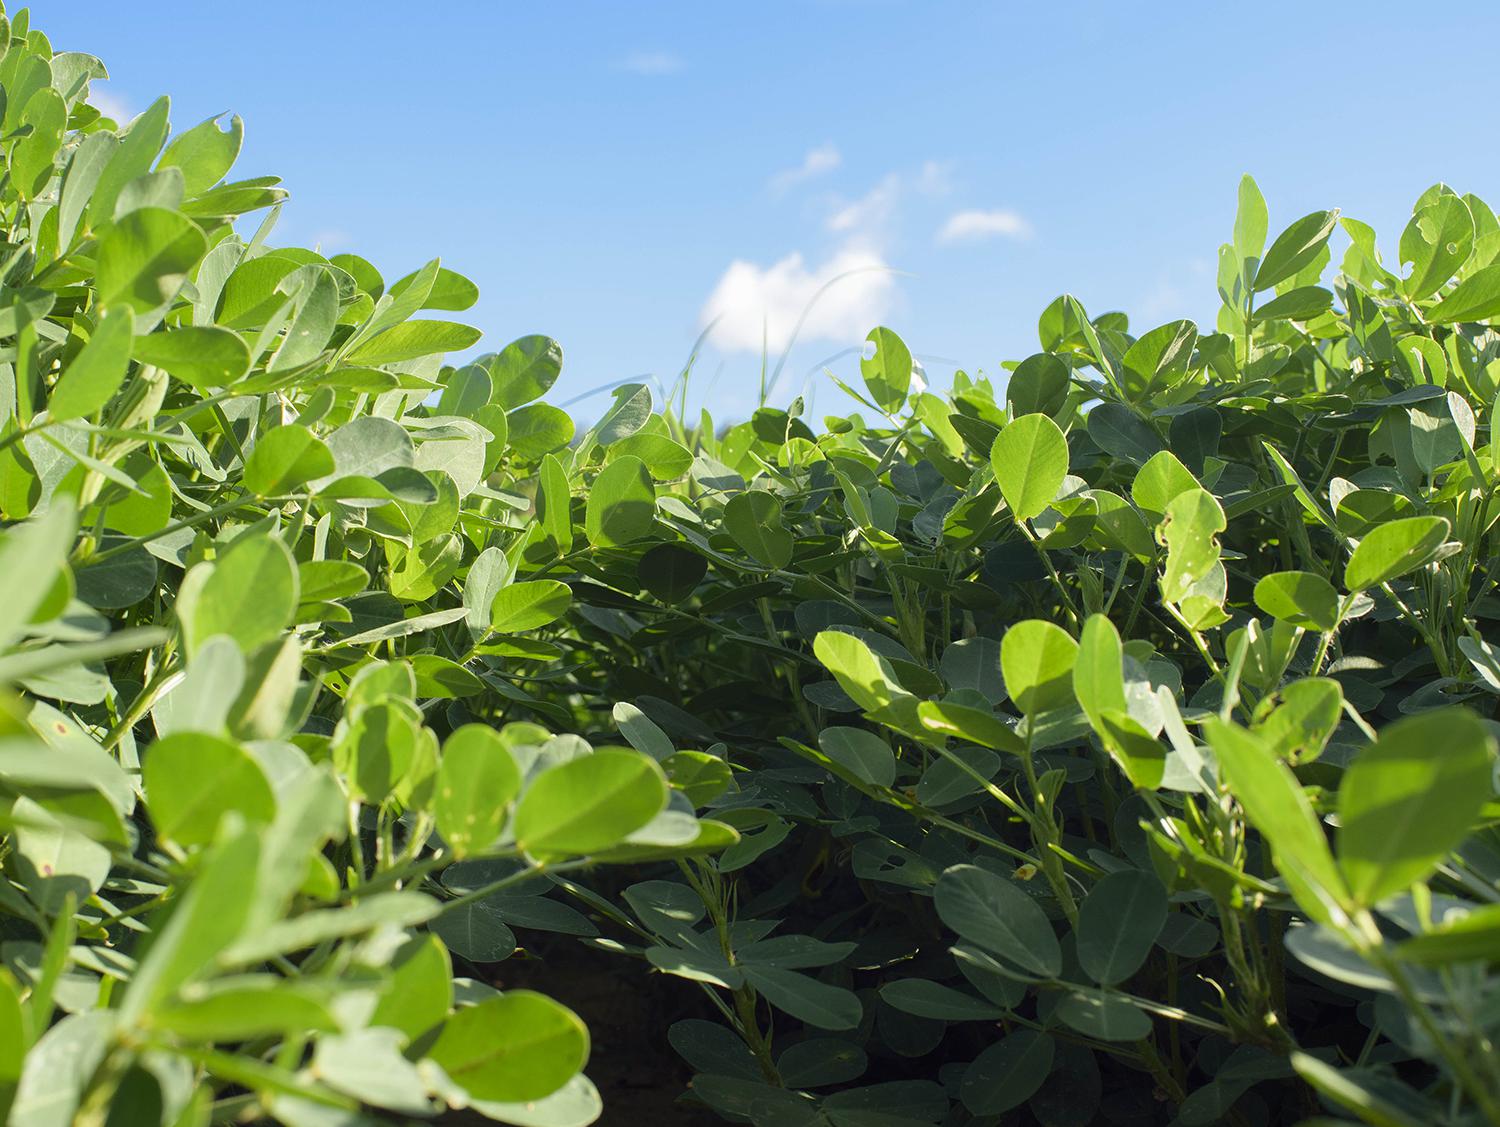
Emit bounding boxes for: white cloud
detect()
[827,173,900,235]
[937,208,1031,243]
[618,51,684,76]
[701,159,953,355]
[1133,279,1185,321]
[770,144,842,193]
[700,244,896,353]
[310,230,352,254]
[89,84,131,123]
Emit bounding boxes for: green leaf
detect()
[813,631,910,713]
[817,727,896,788]
[0,974,21,1121]
[1098,709,1167,791]
[664,751,732,806]
[317,415,414,484]
[176,532,298,656]
[1121,321,1197,400]
[590,383,653,447]
[1005,353,1070,416]
[1400,192,1474,300]
[1087,402,1164,466]
[1054,987,1151,1042]
[243,425,334,496]
[1256,678,1344,764]
[467,1076,603,1127]
[159,112,243,197]
[584,455,656,547]
[507,403,575,461]
[1262,441,1335,529]
[132,326,250,391]
[1204,719,1350,924]
[1254,286,1333,322]
[91,96,172,221]
[1343,516,1450,591]
[637,543,705,604]
[223,893,441,965]
[1131,450,1199,518]
[742,966,863,1031]
[513,749,667,856]
[314,1028,430,1114]
[269,266,339,370]
[489,579,571,634]
[860,327,912,414]
[296,560,367,602]
[1160,489,1227,604]
[1253,571,1342,631]
[431,899,517,964]
[1233,174,1268,282]
[48,305,133,421]
[11,88,67,200]
[1254,209,1339,292]
[11,1011,113,1127]
[917,701,1024,754]
[1073,613,1126,732]
[1431,261,1500,323]
[991,413,1068,521]
[724,490,794,568]
[344,319,482,365]
[1291,1052,1428,1127]
[961,1030,1054,1115]
[538,453,573,551]
[143,732,276,847]
[334,700,421,805]
[427,991,588,1103]
[878,978,1005,1021]
[410,654,483,699]
[487,335,563,410]
[435,726,522,858]
[390,264,478,312]
[95,206,207,313]
[0,501,76,651]
[613,702,674,761]
[369,934,452,1042]
[1000,619,1077,716]
[1076,870,1167,985]
[462,547,510,632]
[1337,708,1496,906]
[1394,902,1500,965]
[120,827,261,1023]
[935,864,1061,978]
[147,977,338,1040]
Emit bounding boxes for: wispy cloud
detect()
[770,144,842,193]
[914,160,954,196]
[89,83,131,123]
[699,245,896,353]
[618,51,684,76]
[826,162,951,237]
[310,230,353,254]
[827,174,900,235]
[937,208,1031,243]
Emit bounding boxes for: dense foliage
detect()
[3,7,1500,1126]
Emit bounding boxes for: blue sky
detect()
[32,1,1500,420]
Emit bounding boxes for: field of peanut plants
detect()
[1,6,1499,1126]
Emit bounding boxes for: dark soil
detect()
[486,936,721,1126]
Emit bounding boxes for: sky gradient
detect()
[31,1,1500,419]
